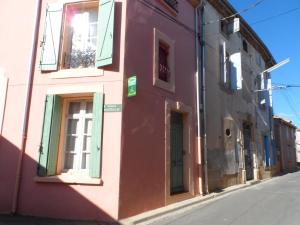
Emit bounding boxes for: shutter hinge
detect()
[39,145,43,153]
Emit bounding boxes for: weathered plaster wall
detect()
[204,3,272,191]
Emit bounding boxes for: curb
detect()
[120,178,272,225]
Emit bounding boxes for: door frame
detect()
[165,99,195,204]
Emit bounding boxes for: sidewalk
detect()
[120,179,271,225]
[0,179,271,225]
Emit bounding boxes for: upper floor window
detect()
[256,74,266,109]
[242,40,248,52]
[153,28,175,93]
[219,42,231,89]
[256,53,263,68]
[163,0,178,12]
[40,0,115,72]
[219,41,242,91]
[63,5,98,69]
[159,42,170,82]
[220,19,229,37]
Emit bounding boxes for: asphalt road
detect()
[149,171,300,225]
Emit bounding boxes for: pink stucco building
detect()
[0,0,202,222]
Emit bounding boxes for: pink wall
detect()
[14,0,127,221]
[119,0,198,218]
[0,0,37,213]
[1,0,200,221]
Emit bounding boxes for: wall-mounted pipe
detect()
[195,0,208,195]
[195,1,202,195]
[12,0,43,214]
[200,1,209,194]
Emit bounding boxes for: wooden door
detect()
[170,112,184,194]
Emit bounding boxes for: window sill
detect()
[34,174,103,185]
[153,78,175,93]
[49,68,104,79]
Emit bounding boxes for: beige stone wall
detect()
[204,3,272,191]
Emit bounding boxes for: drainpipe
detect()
[195,0,208,195]
[12,0,42,214]
[200,1,209,195]
[195,2,202,196]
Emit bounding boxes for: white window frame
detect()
[62,100,93,175]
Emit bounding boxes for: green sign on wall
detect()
[128,75,137,97]
[104,104,122,112]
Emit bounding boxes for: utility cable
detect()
[273,83,300,88]
[251,5,300,25]
[137,0,267,36]
[205,0,266,25]
[279,90,300,123]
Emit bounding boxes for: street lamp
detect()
[263,58,290,169]
[261,58,290,74]
[254,58,290,92]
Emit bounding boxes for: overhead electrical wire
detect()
[205,0,266,25]
[251,5,300,25]
[279,90,300,123]
[273,83,300,88]
[137,0,268,36]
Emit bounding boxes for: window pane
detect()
[86,102,93,114]
[64,153,76,169]
[68,102,80,114]
[159,43,169,82]
[67,119,78,134]
[63,99,94,172]
[66,135,77,152]
[81,152,90,169]
[66,8,98,69]
[84,118,93,134]
[83,135,91,151]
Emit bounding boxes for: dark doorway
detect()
[170,111,184,194]
[243,124,253,181]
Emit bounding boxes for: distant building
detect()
[273,116,297,173]
[295,129,300,165]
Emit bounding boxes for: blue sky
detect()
[228,0,300,127]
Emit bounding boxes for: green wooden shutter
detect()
[40,3,63,71]
[89,92,104,178]
[37,95,62,176]
[95,0,115,68]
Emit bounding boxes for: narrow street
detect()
[149,171,300,225]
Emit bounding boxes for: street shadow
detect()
[0,136,120,224]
